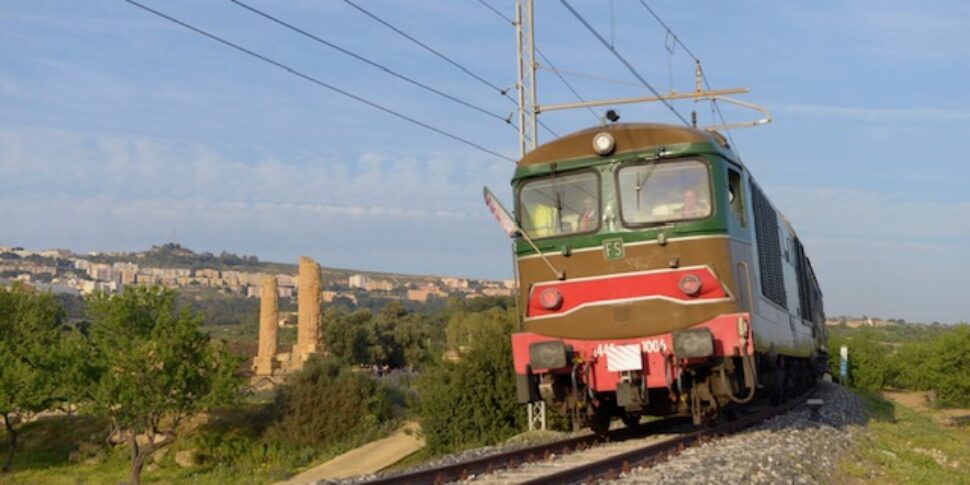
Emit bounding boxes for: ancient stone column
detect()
[252,275,279,375]
[292,256,322,362]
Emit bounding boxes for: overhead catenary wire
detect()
[635,0,700,61]
[475,0,513,25]
[558,0,691,127]
[635,0,740,152]
[123,0,515,163]
[474,0,599,123]
[535,65,644,87]
[229,0,516,128]
[535,46,600,122]
[342,0,559,138]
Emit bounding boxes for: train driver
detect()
[680,187,710,218]
[577,197,598,232]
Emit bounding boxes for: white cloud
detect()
[0,126,515,277]
[0,125,512,209]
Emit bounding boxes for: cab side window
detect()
[728,168,745,227]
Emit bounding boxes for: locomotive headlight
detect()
[538,288,563,310]
[592,132,615,155]
[678,274,703,296]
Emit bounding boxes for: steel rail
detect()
[519,388,815,485]
[362,417,685,485]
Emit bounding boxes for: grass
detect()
[0,413,291,484]
[839,389,970,484]
[0,402,388,484]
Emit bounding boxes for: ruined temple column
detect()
[252,275,279,375]
[292,256,322,362]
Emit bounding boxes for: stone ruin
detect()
[251,255,323,376]
[251,274,279,375]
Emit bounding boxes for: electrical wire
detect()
[635,0,699,61]
[342,0,559,138]
[635,0,740,152]
[558,0,691,126]
[535,47,600,122]
[475,0,513,24]
[535,65,643,87]
[123,0,516,162]
[474,0,599,123]
[229,0,515,127]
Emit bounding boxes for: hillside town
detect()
[0,244,514,303]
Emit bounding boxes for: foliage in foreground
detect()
[84,286,242,485]
[268,355,398,449]
[828,324,970,408]
[0,360,406,484]
[0,283,68,472]
[840,390,970,483]
[414,307,522,455]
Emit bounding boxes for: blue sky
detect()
[1,1,968,323]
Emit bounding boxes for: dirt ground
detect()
[275,421,424,485]
[880,390,970,427]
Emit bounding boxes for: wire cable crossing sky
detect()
[632,0,740,152]
[229,0,519,130]
[122,0,515,162]
[473,0,600,124]
[342,0,560,139]
[558,0,691,127]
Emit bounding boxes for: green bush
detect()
[924,325,970,408]
[827,329,890,391]
[414,307,522,455]
[885,342,933,391]
[267,356,396,449]
[828,324,970,408]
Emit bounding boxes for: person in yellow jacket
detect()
[528,203,558,237]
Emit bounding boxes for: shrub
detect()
[885,342,933,391]
[828,323,970,408]
[827,329,889,391]
[924,325,970,408]
[268,356,396,449]
[414,307,522,455]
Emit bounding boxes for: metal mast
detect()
[516,0,546,431]
[515,0,538,157]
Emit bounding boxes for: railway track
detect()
[362,388,813,485]
[361,416,686,485]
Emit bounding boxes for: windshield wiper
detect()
[555,190,564,233]
[635,163,657,212]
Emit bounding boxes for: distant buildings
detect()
[407,284,448,302]
[0,245,516,303]
[348,274,395,292]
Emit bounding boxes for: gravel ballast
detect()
[616,381,866,484]
[328,381,865,484]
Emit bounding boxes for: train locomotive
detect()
[493,122,827,431]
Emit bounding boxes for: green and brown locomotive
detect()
[487,122,826,431]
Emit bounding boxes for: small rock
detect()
[175,449,197,468]
[152,447,169,464]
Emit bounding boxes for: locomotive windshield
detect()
[519,171,599,238]
[617,159,711,225]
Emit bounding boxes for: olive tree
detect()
[86,286,240,485]
[0,283,66,472]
